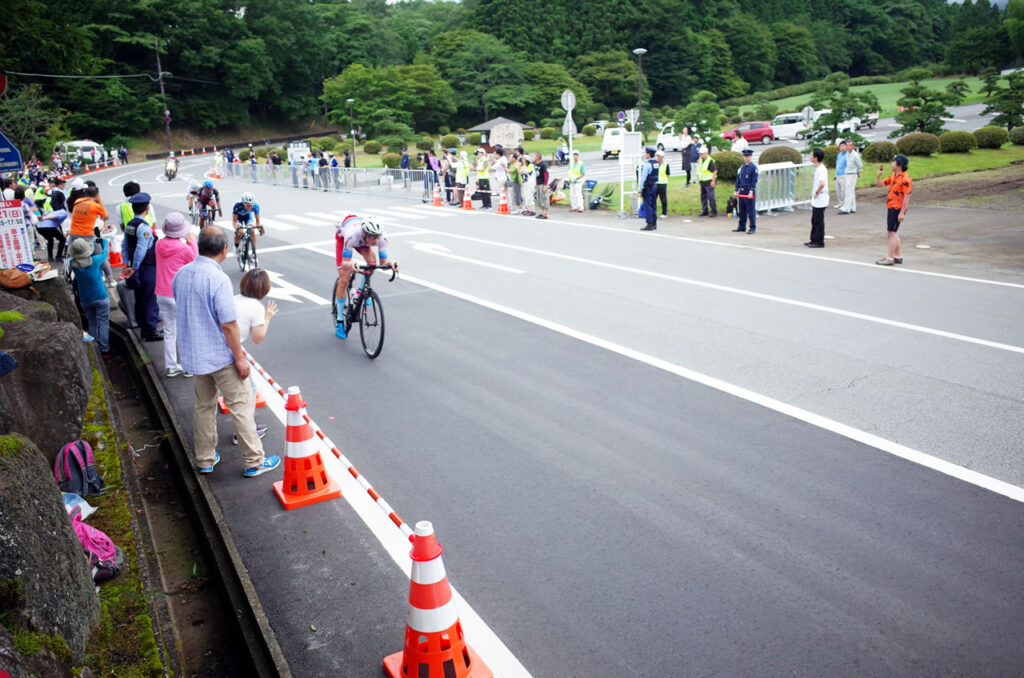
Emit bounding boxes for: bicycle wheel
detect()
[247,238,258,270]
[330,277,339,327]
[236,236,247,271]
[359,289,385,359]
[190,208,198,226]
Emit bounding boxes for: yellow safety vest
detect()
[569,160,584,181]
[477,158,489,179]
[657,162,669,184]
[698,156,715,182]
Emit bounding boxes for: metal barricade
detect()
[755,162,814,214]
[218,161,434,200]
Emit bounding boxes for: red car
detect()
[721,121,774,145]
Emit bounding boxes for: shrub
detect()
[862,141,898,163]
[524,121,536,128]
[468,132,481,145]
[377,135,406,151]
[822,144,840,168]
[581,124,596,136]
[363,140,382,154]
[973,125,1009,149]
[238,149,250,161]
[415,137,433,151]
[938,130,977,153]
[711,150,744,181]
[441,134,459,149]
[382,152,401,168]
[757,146,803,165]
[605,121,618,129]
[333,142,351,156]
[1010,127,1024,146]
[306,137,322,150]
[438,126,450,135]
[540,127,556,139]
[316,135,338,147]
[717,114,729,126]
[255,146,270,158]
[456,128,466,135]
[896,132,940,156]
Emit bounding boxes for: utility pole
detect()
[633,48,647,142]
[155,39,172,151]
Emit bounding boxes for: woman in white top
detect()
[231,269,278,444]
[730,133,749,153]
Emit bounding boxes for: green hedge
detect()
[438,126,451,135]
[415,137,433,151]
[711,150,744,181]
[757,146,803,165]
[363,140,382,154]
[973,126,1009,149]
[441,134,459,149]
[382,152,401,168]
[822,144,840,168]
[1010,127,1024,146]
[540,127,556,139]
[721,73,897,107]
[333,142,351,156]
[468,132,481,145]
[581,124,596,136]
[862,141,898,163]
[896,132,940,156]
[938,130,977,153]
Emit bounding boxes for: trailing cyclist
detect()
[195,180,222,227]
[232,192,264,251]
[333,215,399,340]
[186,180,200,216]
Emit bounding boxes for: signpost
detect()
[617,111,626,124]
[561,89,576,159]
[0,200,32,267]
[618,131,644,219]
[801,105,815,127]
[0,131,23,174]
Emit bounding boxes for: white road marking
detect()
[385,207,434,220]
[258,217,299,232]
[304,211,345,222]
[410,242,524,273]
[262,270,329,305]
[383,272,1024,506]
[248,368,532,677]
[274,214,331,227]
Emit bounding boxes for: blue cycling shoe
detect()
[335,323,347,339]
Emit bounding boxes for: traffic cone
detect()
[84,165,90,173]
[497,188,509,215]
[383,521,492,678]
[218,393,266,413]
[108,250,123,269]
[201,147,207,154]
[431,182,443,207]
[272,386,341,510]
[461,183,474,210]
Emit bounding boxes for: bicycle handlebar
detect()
[355,263,397,281]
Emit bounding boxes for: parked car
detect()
[770,113,809,140]
[721,121,774,145]
[601,127,624,159]
[592,120,610,134]
[655,122,687,152]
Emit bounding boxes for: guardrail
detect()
[755,161,815,214]
[218,161,439,200]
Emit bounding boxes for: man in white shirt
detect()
[730,133,749,153]
[839,140,862,214]
[806,148,828,248]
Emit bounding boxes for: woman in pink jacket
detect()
[155,212,198,377]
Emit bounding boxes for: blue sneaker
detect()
[335,323,346,339]
[197,452,221,475]
[243,455,281,478]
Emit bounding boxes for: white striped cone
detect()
[272,386,341,510]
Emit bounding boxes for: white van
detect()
[53,140,104,159]
[770,113,809,140]
[655,122,686,152]
[601,127,624,159]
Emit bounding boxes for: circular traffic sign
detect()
[617,110,626,123]
[561,89,576,111]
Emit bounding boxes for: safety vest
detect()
[477,158,489,179]
[657,162,669,184]
[120,202,156,231]
[698,156,715,182]
[569,160,584,181]
[455,162,468,184]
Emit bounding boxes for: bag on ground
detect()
[70,505,124,583]
[54,440,105,496]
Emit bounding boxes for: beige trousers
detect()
[193,363,264,468]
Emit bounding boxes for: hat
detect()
[476,148,485,154]
[741,149,754,156]
[572,149,580,155]
[70,178,86,191]
[699,146,709,154]
[128,192,151,204]
[645,146,657,155]
[655,149,664,157]
[69,238,94,268]
[449,148,457,154]
[162,212,189,239]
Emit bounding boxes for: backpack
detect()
[70,505,124,583]
[54,440,105,496]
[0,268,33,290]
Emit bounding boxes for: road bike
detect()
[199,202,218,228]
[188,202,198,226]
[330,264,396,359]
[235,224,259,271]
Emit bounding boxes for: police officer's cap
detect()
[644,146,657,155]
[128,192,151,204]
[741,149,754,156]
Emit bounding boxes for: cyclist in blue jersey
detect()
[232,191,264,250]
[333,214,398,339]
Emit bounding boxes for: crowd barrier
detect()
[755,161,815,214]
[215,161,440,200]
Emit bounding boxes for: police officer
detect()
[121,192,162,341]
[638,147,660,230]
[733,149,758,234]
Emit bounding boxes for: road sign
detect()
[0,200,32,267]
[561,89,576,111]
[617,111,626,123]
[801,105,815,126]
[0,131,23,173]
[621,132,643,161]
[562,111,578,138]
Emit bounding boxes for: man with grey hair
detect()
[839,140,862,214]
[173,227,281,477]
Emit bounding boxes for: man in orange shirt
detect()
[68,185,109,251]
[874,153,912,266]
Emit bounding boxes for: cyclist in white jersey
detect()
[333,214,398,339]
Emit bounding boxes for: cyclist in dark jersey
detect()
[196,180,221,227]
[232,191,264,250]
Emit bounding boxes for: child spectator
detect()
[69,238,111,358]
[230,268,278,445]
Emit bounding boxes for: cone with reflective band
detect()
[461,182,474,210]
[431,182,443,207]
[383,521,492,678]
[218,391,265,414]
[497,188,509,215]
[273,386,341,510]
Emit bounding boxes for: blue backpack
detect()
[53,440,105,496]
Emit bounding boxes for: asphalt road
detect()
[97,157,1024,676]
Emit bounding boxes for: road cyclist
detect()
[195,180,222,228]
[332,214,398,340]
[186,180,201,224]
[232,191,264,262]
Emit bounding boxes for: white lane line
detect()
[384,271,1023,506]
[385,207,434,220]
[381,229,1024,355]
[259,217,299,232]
[250,240,334,255]
[275,214,332,227]
[304,211,345,222]
[249,365,532,677]
[466,212,1024,290]
[411,242,524,273]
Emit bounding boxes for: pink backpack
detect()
[69,505,124,583]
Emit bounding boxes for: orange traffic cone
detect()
[202,147,207,154]
[272,387,341,510]
[384,521,492,678]
[218,392,266,413]
[461,183,474,210]
[431,182,443,207]
[108,250,123,269]
[497,188,509,215]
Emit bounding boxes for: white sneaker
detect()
[167,367,184,377]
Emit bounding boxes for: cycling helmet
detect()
[240,191,255,204]
[189,180,199,189]
[361,218,383,237]
[203,180,213,189]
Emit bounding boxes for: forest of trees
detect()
[1,0,1022,148]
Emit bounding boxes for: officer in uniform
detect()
[121,192,162,341]
[733,149,758,234]
[638,147,660,231]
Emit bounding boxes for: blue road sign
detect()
[0,131,24,173]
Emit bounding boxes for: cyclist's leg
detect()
[334,235,354,337]
[234,220,245,247]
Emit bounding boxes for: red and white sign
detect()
[0,200,32,268]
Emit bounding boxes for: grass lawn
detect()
[743,75,999,118]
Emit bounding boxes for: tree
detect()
[945,27,1002,74]
[771,23,822,85]
[572,51,647,110]
[440,33,535,120]
[890,68,960,138]
[726,17,778,92]
[807,72,879,147]
[0,84,68,158]
[520,63,593,127]
[674,90,722,141]
[751,94,779,122]
[982,72,1024,131]
[1004,0,1024,62]
[945,78,970,102]
[981,72,1002,98]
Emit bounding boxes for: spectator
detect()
[492,148,509,208]
[805,147,828,248]
[839,140,862,214]
[1,177,14,200]
[730,132,748,153]
[68,185,107,250]
[679,126,694,186]
[69,238,110,358]
[343,149,351,168]
[155,212,198,377]
[696,146,718,217]
[173,227,281,477]
[521,154,536,215]
[508,150,522,213]
[121,192,162,341]
[36,202,69,261]
[475,148,491,210]
[732,149,758,234]
[453,151,468,205]
[874,153,912,266]
[569,149,586,213]
[532,152,549,219]
[231,268,278,445]
[834,141,848,210]
[654,149,669,217]
[15,186,41,251]
[400,148,410,170]
[638,147,659,230]
[49,176,67,211]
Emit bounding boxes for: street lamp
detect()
[346,98,356,168]
[632,48,647,140]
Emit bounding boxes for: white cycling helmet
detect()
[240,191,255,204]
[189,180,199,189]
[361,218,383,237]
